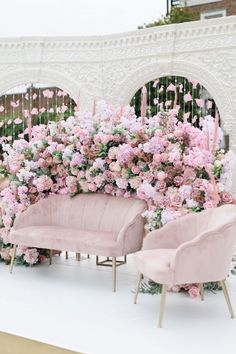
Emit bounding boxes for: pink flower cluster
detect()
[0,103,235,272]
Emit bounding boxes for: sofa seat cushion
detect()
[10,226,122,256]
[134,249,176,285]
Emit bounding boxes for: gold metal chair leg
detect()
[220,279,234,318]
[112,257,116,292]
[49,249,53,265]
[199,283,204,301]
[10,244,17,274]
[65,251,68,260]
[76,252,81,261]
[134,272,143,304]
[158,284,167,328]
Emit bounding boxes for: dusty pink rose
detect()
[131,166,140,174]
[170,192,183,208]
[105,184,114,194]
[157,171,167,181]
[188,286,200,299]
[174,176,184,186]
[160,153,169,162]
[221,192,233,204]
[203,201,215,209]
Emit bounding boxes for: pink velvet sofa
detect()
[133,204,236,327]
[9,193,146,291]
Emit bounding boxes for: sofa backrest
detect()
[24,193,146,234]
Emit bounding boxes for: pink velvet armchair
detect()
[133,204,236,327]
[9,193,146,291]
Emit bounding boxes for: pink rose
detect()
[105,184,114,194]
[29,186,37,194]
[188,286,200,299]
[174,176,184,186]
[221,192,233,204]
[153,154,161,164]
[131,166,140,174]
[203,201,215,209]
[157,171,167,181]
[160,153,169,162]
[170,192,183,208]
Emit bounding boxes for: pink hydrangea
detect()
[23,248,39,265]
[117,144,134,164]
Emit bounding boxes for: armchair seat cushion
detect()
[134,249,176,285]
[10,226,120,256]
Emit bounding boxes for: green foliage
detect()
[138,5,196,29]
[139,279,223,296]
[139,280,162,295]
[231,255,236,275]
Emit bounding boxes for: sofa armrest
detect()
[117,214,145,255]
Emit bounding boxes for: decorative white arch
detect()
[0,16,236,187]
[113,60,233,135]
[0,67,81,103]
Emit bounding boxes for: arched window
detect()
[130,76,218,126]
[0,83,76,143]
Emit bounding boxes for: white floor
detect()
[1,254,236,354]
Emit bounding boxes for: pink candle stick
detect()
[212,110,219,153]
[27,116,32,141]
[206,166,219,207]
[76,94,80,111]
[141,86,147,123]
[92,98,96,116]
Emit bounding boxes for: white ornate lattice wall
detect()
[0,16,236,188]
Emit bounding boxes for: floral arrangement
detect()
[0,100,235,295]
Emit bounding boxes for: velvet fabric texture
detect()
[134,205,236,285]
[10,193,146,257]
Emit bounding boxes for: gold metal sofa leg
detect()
[10,244,17,274]
[158,284,167,328]
[134,272,143,304]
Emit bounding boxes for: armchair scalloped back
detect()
[133,204,236,326]
[141,204,236,284]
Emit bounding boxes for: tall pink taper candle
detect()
[92,98,96,116]
[206,166,219,208]
[141,86,147,123]
[212,110,219,153]
[27,116,32,141]
[205,121,210,151]
[76,95,80,111]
